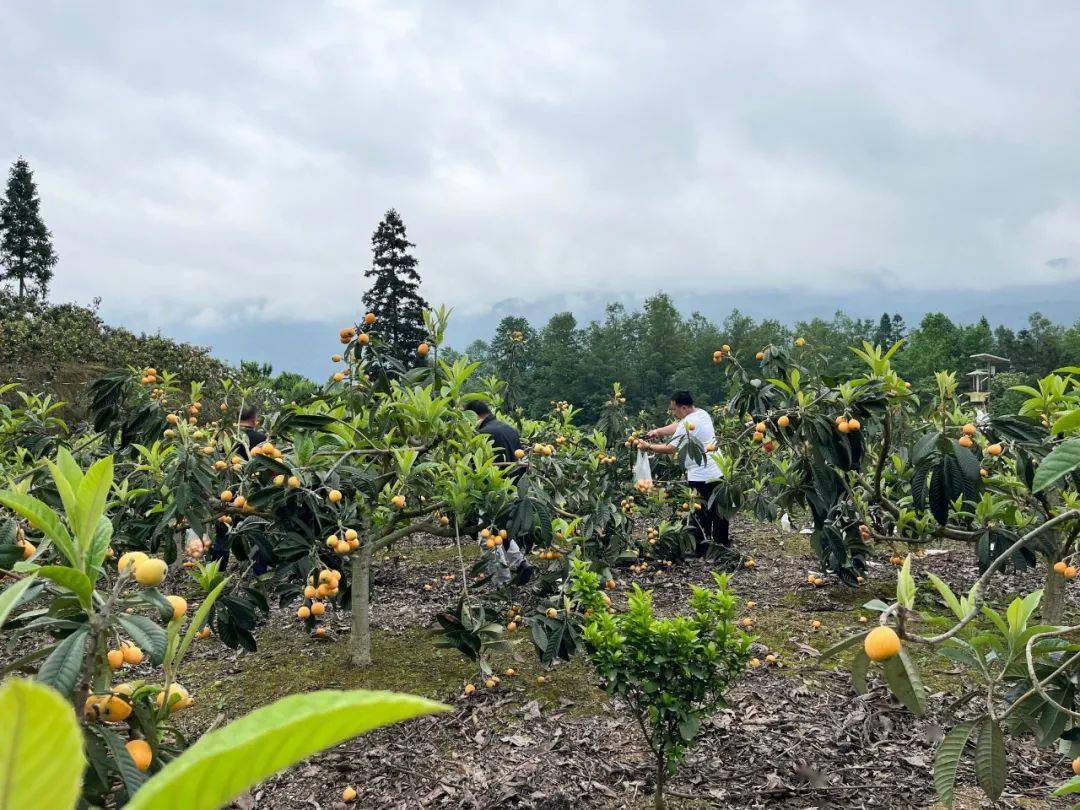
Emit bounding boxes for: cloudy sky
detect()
[3,2,1080,375]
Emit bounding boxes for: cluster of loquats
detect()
[750,419,777,453]
[138,366,159,385]
[711,343,732,364]
[596,450,618,465]
[80,551,199,774]
[480,526,508,549]
[325,526,361,555]
[835,414,862,434]
[619,495,636,515]
[531,442,555,457]
[298,569,341,636]
[510,330,526,342]
[1052,560,1079,580]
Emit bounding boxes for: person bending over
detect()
[639,390,730,555]
[463,399,533,584]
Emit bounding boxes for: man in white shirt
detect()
[640,390,729,554]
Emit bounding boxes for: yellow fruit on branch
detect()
[418,342,430,356]
[311,601,326,616]
[391,495,406,509]
[755,351,765,361]
[121,642,144,665]
[958,435,973,448]
[328,489,343,503]
[795,337,806,347]
[864,626,901,661]
[546,608,558,619]
[126,739,153,772]
[84,693,133,722]
[297,605,311,619]
[134,558,167,587]
[364,312,377,324]
[962,423,977,436]
[166,595,188,620]
[107,649,124,670]
[118,551,148,573]
[156,683,193,713]
[987,443,1003,457]
[1054,561,1068,574]
[777,415,790,428]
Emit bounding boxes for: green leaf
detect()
[926,573,965,621]
[819,631,868,660]
[176,578,228,666]
[1051,409,1080,435]
[0,491,78,567]
[897,555,917,609]
[1032,438,1080,492]
[882,647,926,715]
[0,678,85,810]
[95,724,147,797]
[975,717,1006,800]
[37,566,94,610]
[1053,775,1080,796]
[125,690,447,810]
[0,576,37,630]
[37,627,89,698]
[46,461,80,541]
[74,456,113,549]
[85,517,113,581]
[54,446,85,490]
[850,648,870,694]
[934,720,976,808]
[118,614,168,665]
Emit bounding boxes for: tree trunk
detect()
[1042,555,1066,625]
[654,750,667,810]
[348,546,372,666]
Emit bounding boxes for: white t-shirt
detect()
[670,408,722,482]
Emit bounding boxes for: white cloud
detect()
[2,0,1079,340]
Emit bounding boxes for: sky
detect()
[3,2,1080,377]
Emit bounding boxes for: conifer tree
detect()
[361,209,429,364]
[0,158,58,300]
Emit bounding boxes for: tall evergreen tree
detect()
[0,158,58,300]
[361,209,429,363]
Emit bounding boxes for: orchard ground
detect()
[160,518,1077,810]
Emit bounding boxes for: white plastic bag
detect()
[633,451,652,484]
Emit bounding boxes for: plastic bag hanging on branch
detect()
[633,450,652,486]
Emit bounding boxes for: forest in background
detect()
[455,292,1080,421]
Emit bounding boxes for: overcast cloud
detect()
[2,2,1080,363]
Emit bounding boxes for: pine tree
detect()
[0,158,58,300]
[361,209,429,364]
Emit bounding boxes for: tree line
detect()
[454,296,1080,421]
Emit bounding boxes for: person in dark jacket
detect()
[464,400,522,466]
[464,399,532,584]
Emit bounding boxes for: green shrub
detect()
[571,560,751,810]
